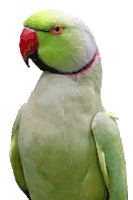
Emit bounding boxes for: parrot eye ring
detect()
[50,25,64,35]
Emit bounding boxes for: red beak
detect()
[19,27,39,67]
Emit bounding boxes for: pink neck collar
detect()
[67,50,100,77]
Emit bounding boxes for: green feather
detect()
[10,10,127,200]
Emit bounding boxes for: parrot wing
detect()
[91,111,128,200]
[9,104,31,200]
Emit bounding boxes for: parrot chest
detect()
[19,74,107,199]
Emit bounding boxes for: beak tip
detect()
[24,58,30,68]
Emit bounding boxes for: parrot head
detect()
[19,10,100,76]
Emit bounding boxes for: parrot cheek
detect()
[19,27,39,67]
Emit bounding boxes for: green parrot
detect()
[10,10,128,200]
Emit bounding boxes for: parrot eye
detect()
[50,25,64,35]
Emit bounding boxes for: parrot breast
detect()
[18,73,108,200]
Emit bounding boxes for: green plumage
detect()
[10,10,127,200]
[24,10,97,72]
[10,104,31,198]
[92,112,128,199]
